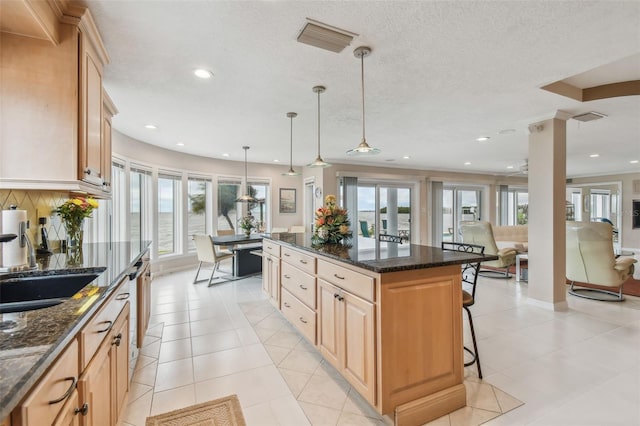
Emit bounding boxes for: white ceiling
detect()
[87,0,640,178]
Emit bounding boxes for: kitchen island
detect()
[0,241,151,422]
[263,233,497,425]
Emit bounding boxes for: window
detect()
[217,177,241,232]
[506,189,528,225]
[442,186,482,242]
[590,191,610,221]
[187,175,211,250]
[111,161,127,241]
[130,165,152,244]
[248,179,269,231]
[158,171,181,255]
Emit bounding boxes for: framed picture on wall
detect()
[279,188,296,213]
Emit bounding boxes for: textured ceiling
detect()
[87,0,640,177]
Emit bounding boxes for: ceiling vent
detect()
[572,111,607,122]
[297,19,357,53]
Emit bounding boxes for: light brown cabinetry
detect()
[52,390,82,426]
[0,4,113,196]
[317,279,375,404]
[11,339,80,426]
[262,242,280,307]
[101,91,118,194]
[136,255,152,348]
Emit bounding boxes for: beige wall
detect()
[113,130,304,231]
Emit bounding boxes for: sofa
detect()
[492,225,528,252]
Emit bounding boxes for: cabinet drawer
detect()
[12,339,79,426]
[281,289,316,344]
[281,247,316,275]
[281,262,316,309]
[79,280,127,369]
[263,241,281,257]
[317,259,375,302]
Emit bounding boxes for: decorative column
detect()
[527,110,572,311]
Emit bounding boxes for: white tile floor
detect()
[122,264,640,426]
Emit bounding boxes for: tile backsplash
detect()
[0,189,71,248]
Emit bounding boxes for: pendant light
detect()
[308,85,331,168]
[236,146,257,202]
[347,46,380,155]
[282,112,301,176]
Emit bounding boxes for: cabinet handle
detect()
[333,293,340,299]
[283,274,291,279]
[283,302,291,308]
[84,168,92,175]
[48,376,77,404]
[74,403,89,416]
[333,273,345,280]
[299,284,307,290]
[299,317,308,324]
[299,259,307,264]
[337,296,344,302]
[113,332,122,347]
[116,292,130,300]
[145,272,151,277]
[96,320,113,333]
[284,253,290,257]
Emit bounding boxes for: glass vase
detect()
[64,220,84,251]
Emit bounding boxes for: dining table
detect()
[211,233,264,277]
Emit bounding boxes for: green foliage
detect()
[379,206,410,214]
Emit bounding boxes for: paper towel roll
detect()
[2,209,27,267]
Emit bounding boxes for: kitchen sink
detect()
[0,272,102,313]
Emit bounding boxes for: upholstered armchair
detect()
[460,221,518,278]
[566,221,636,301]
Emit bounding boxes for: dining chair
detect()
[442,241,485,378]
[193,234,235,286]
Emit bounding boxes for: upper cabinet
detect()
[0,2,115,197]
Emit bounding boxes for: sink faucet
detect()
[19,222,38,269]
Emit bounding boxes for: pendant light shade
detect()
[282,112,301,176]
[347,46,381,156]
[236,146,257,202]
[308,85,331,168]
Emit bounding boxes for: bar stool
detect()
[442,241,484,379]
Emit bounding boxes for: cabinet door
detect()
[78,337,113,426]
[52,390,82,426]
[262,254,270,295]
[317,280,341,369]
[342,292,376,405]
[78,30,104,186]
[101,116,112,192]
[112,306,130,421]
[269,256,280,307]
[136,261,151,348]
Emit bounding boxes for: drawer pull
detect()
[337,296,344,302]
[283,302,291,308]
[113,332,123,347]
[75,403,89,416]
[283,274,291,279]
[267,246,272,249]
[299,259,308,264]
[299,284,308,290]
[97,320,113,333]
[334,293,339,299]
[49,376,77,404]
[284,253,291,257]
[333,273,345,280]
[116,292,130,300]
[299,317,308,324]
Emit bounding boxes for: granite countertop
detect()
[0,240,151,420]
[264,233,498,273]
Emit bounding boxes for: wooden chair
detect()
[193,234,235,286]
[442,241,485,378]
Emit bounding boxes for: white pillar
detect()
[527,111,572,311]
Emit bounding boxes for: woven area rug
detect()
[145,394,246,426]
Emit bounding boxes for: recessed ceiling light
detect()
[144,124,157,129]
[194,68,213,79]
[476,136,490,142]
[176,142,184,146]
[507,165,514,169]
[590,154,600,158]
[498,128,516,135]
[631,160,639,164]
[273,159,279,162]
[222,153,229,157]
[464,162,471,165]
[402,155,410,159]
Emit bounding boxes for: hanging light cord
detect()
[244,147,249,194]
[317,90,322,156]
[290,115,294,169]
[360,52,366,142]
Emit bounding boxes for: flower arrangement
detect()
[239,215,257,236]
[54,197,98,250]
[312,195,352,244]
